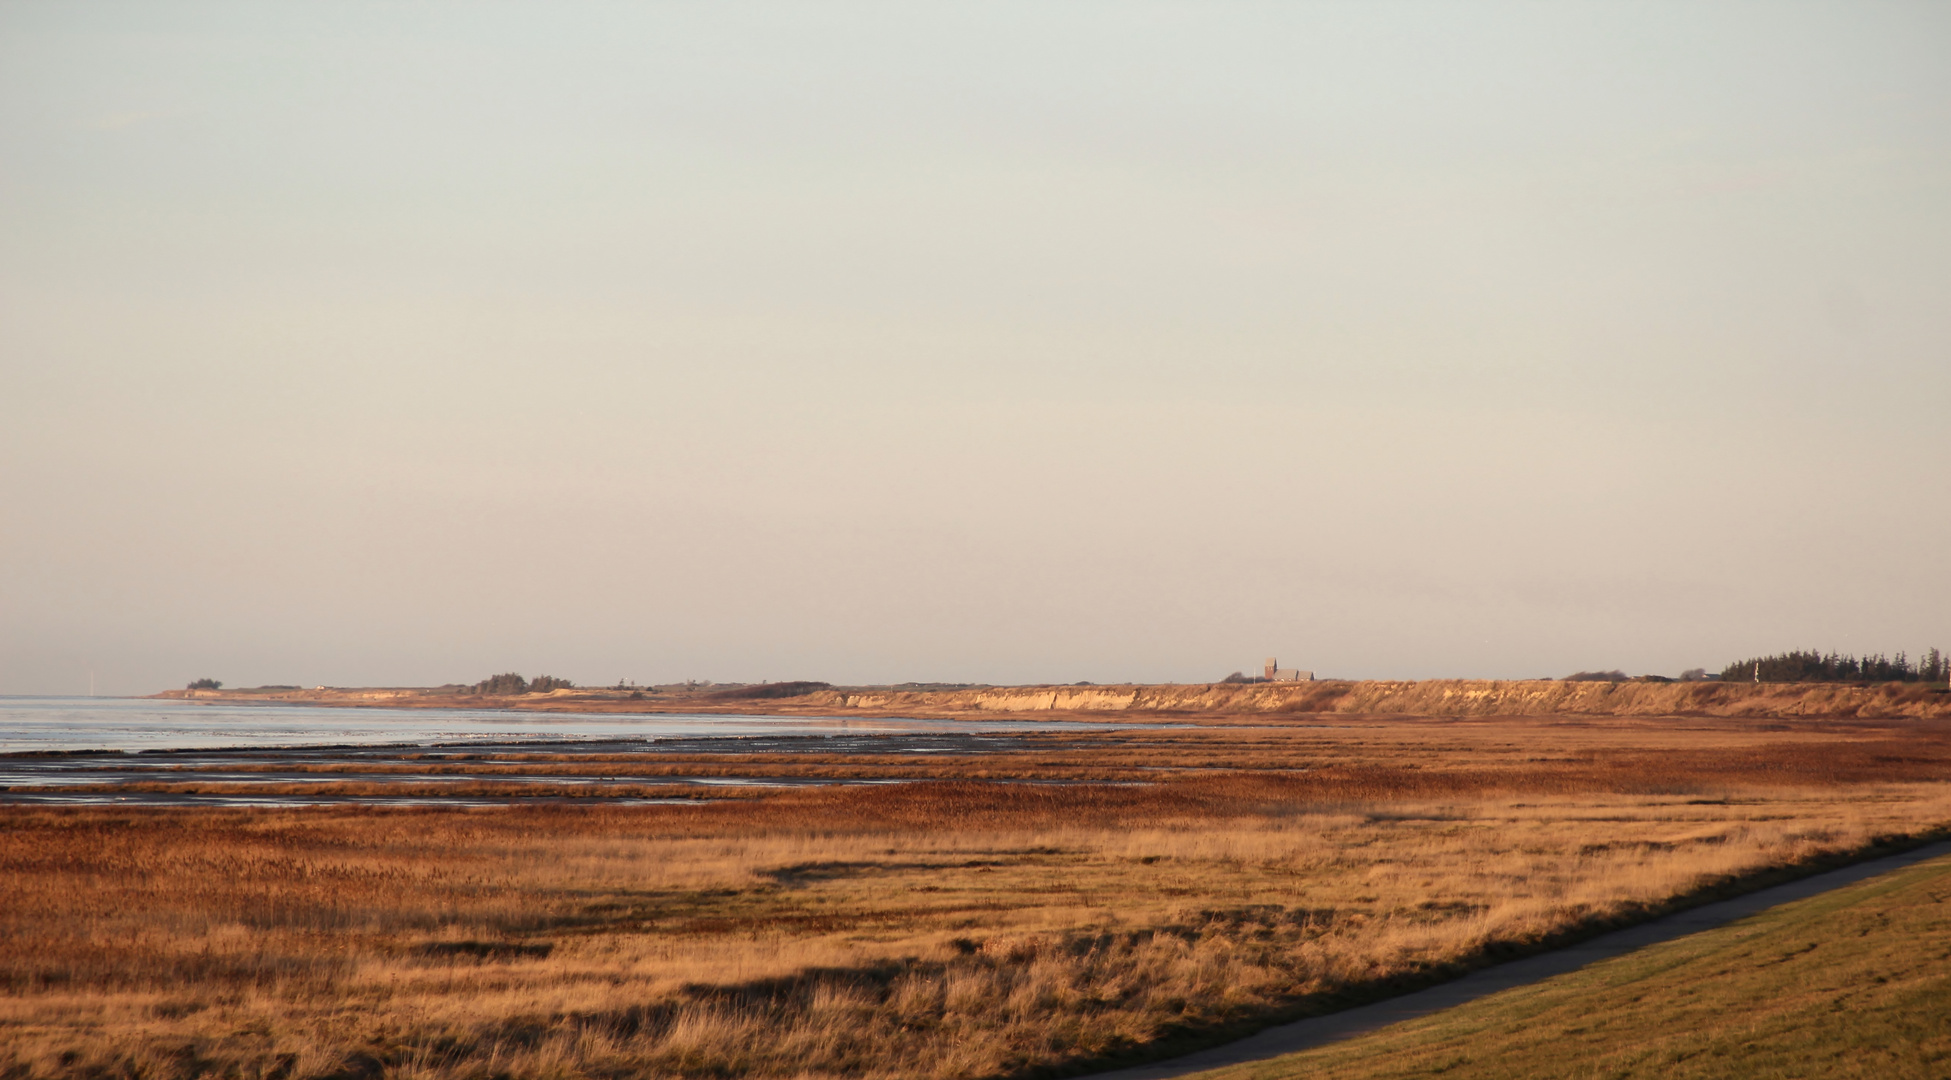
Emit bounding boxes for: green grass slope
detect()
[1192,855,1951,1080]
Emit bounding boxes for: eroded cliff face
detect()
[155,679,1951,719]
[805,679,1951,719]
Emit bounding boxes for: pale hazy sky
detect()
[3,2,1948,694]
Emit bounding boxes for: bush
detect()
[471,673,529,695]
[704,681,833,701]
[1219,672,1264,684]
[186,678,222,691]
[1563,670,1628,682]
[529,675,575,693]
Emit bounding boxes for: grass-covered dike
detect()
[1193,854,1951,1079]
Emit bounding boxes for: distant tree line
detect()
[186,678,222,690]
[1719,649,1947,684]
[1562,670,1719,682]
[470,673,576,695]
[1563,670,1629,683]
[705,681,833,701]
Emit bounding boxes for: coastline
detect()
[151,678,1951,722]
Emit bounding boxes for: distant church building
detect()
[1264,658,1314,682]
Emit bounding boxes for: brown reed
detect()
[5,716,1950,1080]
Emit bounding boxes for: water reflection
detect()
[0,696,1151,753]
[0,697,1169,808]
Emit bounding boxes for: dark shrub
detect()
[186,678,222,691]
[471,673,529,695]
[704,681,833,701]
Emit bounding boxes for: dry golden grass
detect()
[1190,854,1951,1080]
[6,717,1951,1079]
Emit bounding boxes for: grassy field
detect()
[4,715,1950,1079]
[1191,852,1951,1080]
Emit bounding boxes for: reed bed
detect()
[4,717,1951,1079]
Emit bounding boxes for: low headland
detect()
[155,676,1951,721]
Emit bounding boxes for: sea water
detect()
[0,695,1142,754]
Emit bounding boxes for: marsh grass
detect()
[5,718,1951,1079]
[1191,854,1951,1080]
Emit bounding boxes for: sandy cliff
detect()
[802,679,1951,720]
[155,679,1951,720]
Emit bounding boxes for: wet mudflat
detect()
[0,695,1153,752]
[0,747,897,807]
[0,698,1175,806]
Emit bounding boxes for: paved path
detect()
[1087,840,1951,1079]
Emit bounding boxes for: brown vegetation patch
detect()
[7,716,1951,1079]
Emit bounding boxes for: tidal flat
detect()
[4,714,1949,1079]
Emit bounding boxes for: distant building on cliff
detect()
[1263,658,1314,682]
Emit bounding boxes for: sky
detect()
[3,2,1948,694]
